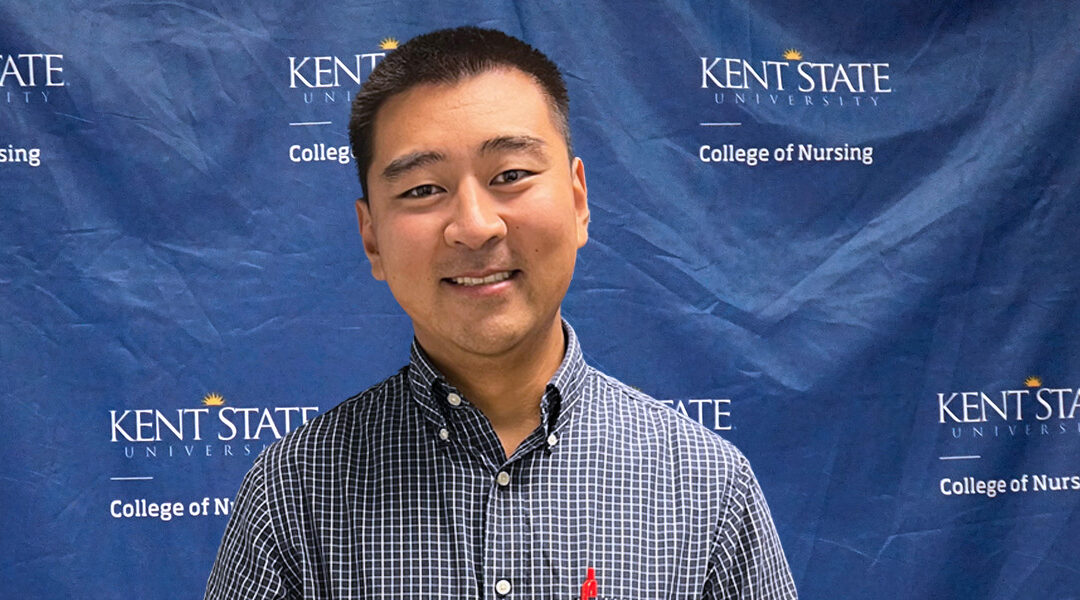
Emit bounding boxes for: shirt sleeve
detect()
[701,452,798,599]
[205,455,291,600]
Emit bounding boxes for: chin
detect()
[448,314,542,356]
[451,326,524,357]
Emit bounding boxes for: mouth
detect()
[444,270,518,287]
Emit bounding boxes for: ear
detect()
[571,157,590,248]
[355,198,387,281]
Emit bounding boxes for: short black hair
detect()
[348,26,572,200]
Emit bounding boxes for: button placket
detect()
[482,438,528,599]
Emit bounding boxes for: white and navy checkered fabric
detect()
[205,322,797,599]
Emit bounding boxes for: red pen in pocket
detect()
[580,567,597,600]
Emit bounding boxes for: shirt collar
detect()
[406,319,590,437]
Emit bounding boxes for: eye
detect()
[491,169,533,185]
[399,184,443,199]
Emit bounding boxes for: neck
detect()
[420,317,566,457]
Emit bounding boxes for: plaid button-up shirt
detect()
[205,322,797,599]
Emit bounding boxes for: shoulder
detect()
[584,367,752,484]
[577,375,796,595]
[256,368,408,475]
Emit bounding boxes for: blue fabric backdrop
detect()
[3,1,1079,597]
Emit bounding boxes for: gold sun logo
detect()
[1024,376,1042,388]
[202,393,225,406]
[379,37,399,51]
[782,48,803,61]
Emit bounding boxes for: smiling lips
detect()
[447,270,516,286]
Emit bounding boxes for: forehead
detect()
[369,68,566,163]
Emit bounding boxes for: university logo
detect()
[700,47,892,108]
[285,37,397,166]
[660,398,733,431]
[938,376,1080,441]
[288,37,397,95]
[1,53,64,87]
[109,392,320,459]
[1,52,64,105]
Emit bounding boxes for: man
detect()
[206,26,796,599]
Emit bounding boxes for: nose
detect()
[443,179,507,249]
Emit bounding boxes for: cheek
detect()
[519,218,580,268]
[374,222,435,286]
[379,215,436,261]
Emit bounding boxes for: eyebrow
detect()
[379,135,548,182]
[479,135,548,158]
[380,151,446,182]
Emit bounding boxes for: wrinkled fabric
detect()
[2,2,1079,598]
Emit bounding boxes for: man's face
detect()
[356,68,589,363]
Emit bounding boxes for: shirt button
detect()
[438,428,450,441]
[496,471,511,487]
[547,433,559,447]
[495,579,512,595]
[447,392,463,407]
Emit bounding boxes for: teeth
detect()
[451,271,513,286]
